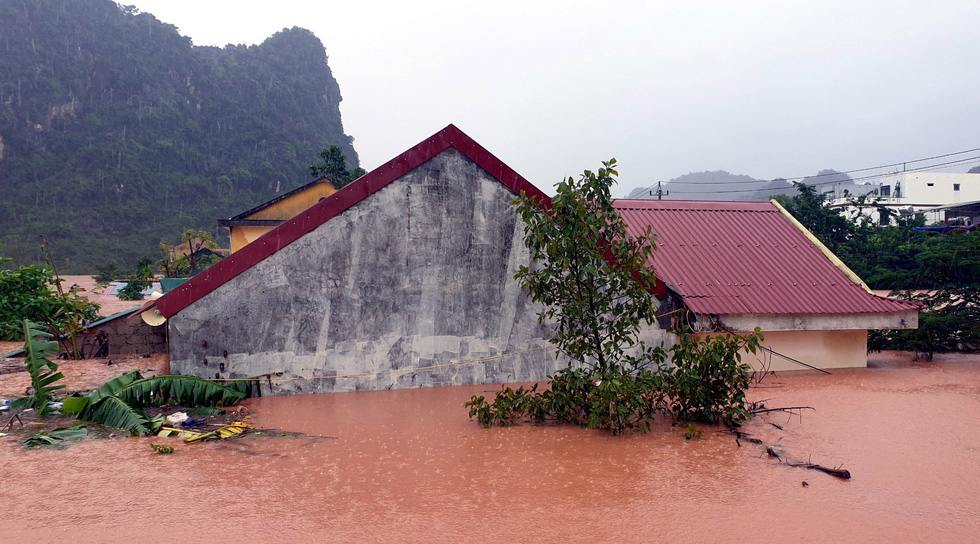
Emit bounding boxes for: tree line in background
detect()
[0,0,359,272]
[775,185,980,357]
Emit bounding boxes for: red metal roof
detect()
[156,124,551,318]
[614,199,920,315]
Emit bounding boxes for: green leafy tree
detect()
[93,261,128,286]
[513,159,661,372]
[159,229,220,277]
[466,160,762,433]
[309,145,366,189]
[0,244,99,342]
[117,257,154,300]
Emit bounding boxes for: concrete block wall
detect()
[79,313,167,356]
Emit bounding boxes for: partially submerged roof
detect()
[157,124,550,318]
[615,199,920,316]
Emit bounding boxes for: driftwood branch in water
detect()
[732,430,852,480]
[787,461,852,480]
[750,406,815,415]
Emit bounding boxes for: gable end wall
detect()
[168,150,627,393]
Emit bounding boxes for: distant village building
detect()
[218,178,338,253]
[829,172,980,224]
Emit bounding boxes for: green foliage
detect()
[664,331,761,426]
[684,423,703,440]
[151,443,175,454]
[512,158,660,372]
[309,145,366,189]
[82,394,165,436]
[10,320,66,415]
[116,257,154,300]
[159,229,220,278]
[466,333,760,434]
[468,161,760,434]
[23,424,89,449]
[69,370,250,435]
[0,243,98,342]
[93,261,128,285]
[0,264,58,341]
[119,375,247,409]
[870,288,980,359]
[0,1,359,272]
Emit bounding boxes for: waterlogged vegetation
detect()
[466,160,763,434]
[6,318,255,446]
[0,244,99,343]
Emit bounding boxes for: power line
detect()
[638,145,980,194]
[666,155,980,196]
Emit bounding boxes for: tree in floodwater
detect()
[466,160,762,433]
[513,159,661,372]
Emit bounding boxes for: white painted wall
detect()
[830,172,980,224]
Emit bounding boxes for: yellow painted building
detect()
[219,179,337,253]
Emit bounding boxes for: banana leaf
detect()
[10,320,65,414]
[61,395,90,416]
[80,395,157,435]
[118,375,246,408]
[24,424,89,448]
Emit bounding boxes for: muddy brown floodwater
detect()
[2,352,979,543]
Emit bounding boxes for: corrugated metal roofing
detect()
[614,199,919,315]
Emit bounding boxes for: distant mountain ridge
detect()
[625,169,878,202]
[0,0,358,271]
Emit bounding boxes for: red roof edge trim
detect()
[155,124,552,318]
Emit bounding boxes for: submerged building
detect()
[155,125,670,393]
[154,125,919,393]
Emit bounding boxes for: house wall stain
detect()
[169,149,669,393]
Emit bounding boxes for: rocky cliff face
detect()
[0,0,357,271]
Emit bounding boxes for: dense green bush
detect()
[665,332,760,426]
[0,250,100,341]
[467,160,763,434]
[466,331,762,433]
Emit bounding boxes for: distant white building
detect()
[829,172,980,224]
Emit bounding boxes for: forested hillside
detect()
[0,0,358,272]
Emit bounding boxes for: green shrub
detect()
[0,263,99,341]
[466,330,762,433]
[665,331,761,427]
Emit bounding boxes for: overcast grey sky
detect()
[126,0,980,196]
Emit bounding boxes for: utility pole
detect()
[649,181,668,200]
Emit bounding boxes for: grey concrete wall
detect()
[170,150,669,394]
[718,311,918,332]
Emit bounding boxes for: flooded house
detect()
[154,125,673,393]
[153,125,919,392]
[614,199,920,371]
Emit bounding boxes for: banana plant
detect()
[62,371,250,435]
[10,320,65,415]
